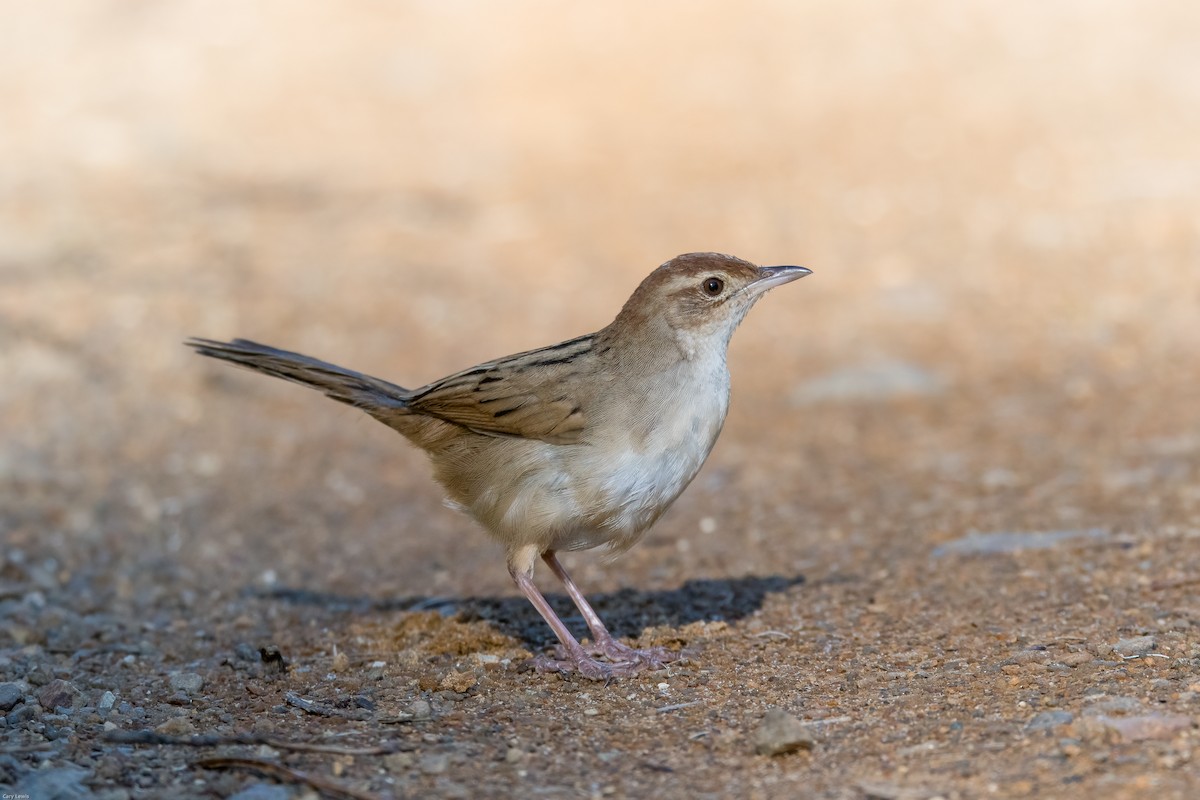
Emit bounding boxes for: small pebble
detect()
[410,699,432,720]
[36,679,81,712]
[1056,651,1092,667]
[932,529,1105,557]
[168,672,204,694]
[1026,710,1074,732]
[1093,713,1193,742]
[98,691,117,713]
[1084,696,1144,716]
[753,708,817,756]
[420,752,450,774]
[1112,635,1156,657]
[26,668,51,687]
[439,670,478,693]
[7,704,39,726]
[0,682,22,712]
[155,716,195,736]
[234,643,259,662]
[250,745,277,760]
[44,722,71,741]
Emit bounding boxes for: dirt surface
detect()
[3,2,1200,798]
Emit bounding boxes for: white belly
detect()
[559,357,731,552]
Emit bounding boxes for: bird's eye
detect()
[702,277,725,296]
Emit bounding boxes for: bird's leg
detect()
[507,546,641,680]
[542,551,678,669]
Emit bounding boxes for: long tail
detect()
[186,337,412,415]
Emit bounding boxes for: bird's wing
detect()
[406,334,598,445]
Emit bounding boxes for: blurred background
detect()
[2,1,1198,600]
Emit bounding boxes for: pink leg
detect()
[542,552,679,669]
[508,557,641,680]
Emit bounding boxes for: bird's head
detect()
[612,252,811,357]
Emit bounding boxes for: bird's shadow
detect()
[255,574,805,651]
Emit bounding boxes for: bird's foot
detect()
[530,653,645,680]
[550,640,681,671]
[597,640,680,669]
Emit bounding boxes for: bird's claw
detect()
[541,640,682,678]
[531,653,644,679]
[603,643,679,669]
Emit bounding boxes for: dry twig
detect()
[285,691,375,721]
[105,729,413,756]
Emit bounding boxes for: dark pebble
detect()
[26,669,52,687]
[7,704,40,726]
[37,678,81,712]
[0,682,22,711]
[234,642,259,661]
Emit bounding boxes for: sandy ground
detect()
[2,2,1200,798]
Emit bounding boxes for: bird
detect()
[187,252,810,679]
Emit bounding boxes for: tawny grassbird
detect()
[188,252,810,679]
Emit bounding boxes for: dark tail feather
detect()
[186,337,411,414]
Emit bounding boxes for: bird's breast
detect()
[571,358,731,550]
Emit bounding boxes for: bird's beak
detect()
[748,265,812,296]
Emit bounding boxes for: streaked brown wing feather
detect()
[407,334,595,444]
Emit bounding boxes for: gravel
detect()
[3,4,1198,798]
